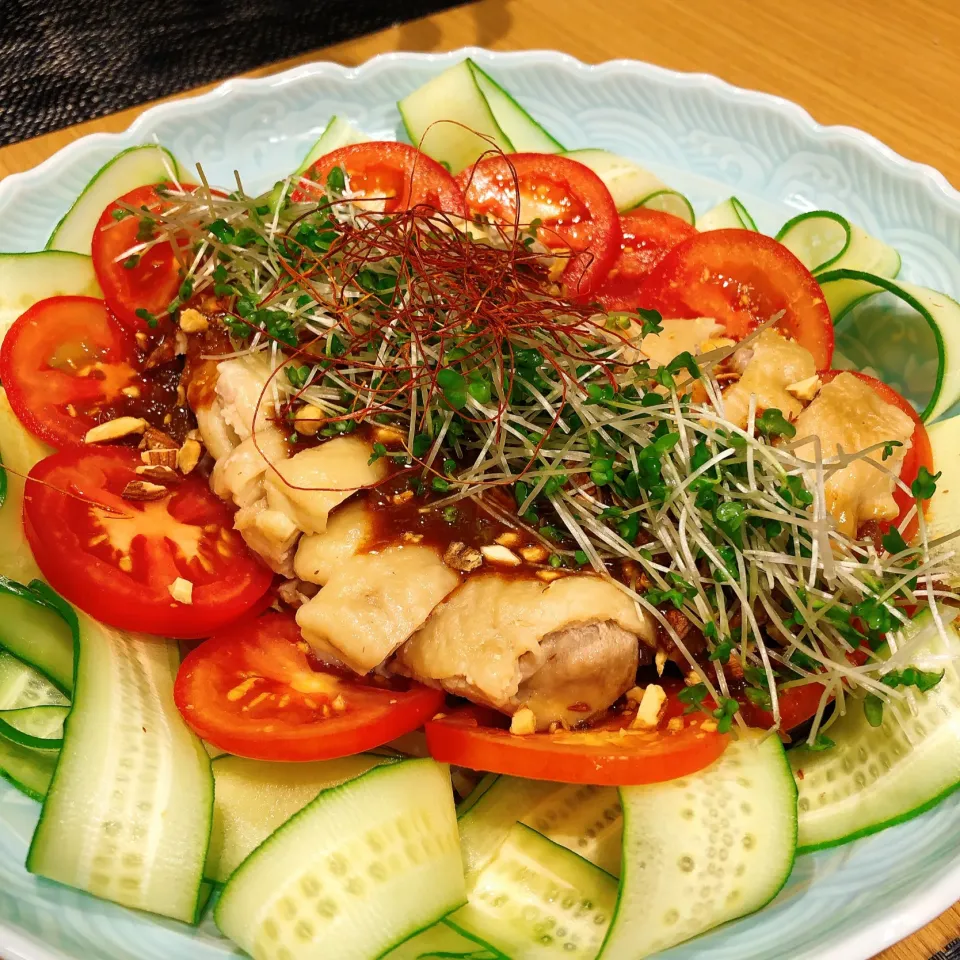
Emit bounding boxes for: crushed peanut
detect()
[480,544,522,566]
[625,686,646,703]
[519,544,549,563]
[293,405,322,436]
[135,331,149,350]
[167,577,194,604]
[655,649,668,676]
[121,480,168,501]
[135,465,180,483]
[631,683,667,730]
[141,447,178,468]
[535,569,566,582]
[786,374,822,403]
[178,308,209,334]
[667,717,684,733]
[140,426,178,450]
[443,541,483,573]
[390,490,415,506]
[121,385,141,399]
[402,532,424,544]
[177,438,203,475]
[510,707,537,736]
[700,719,719,733]
[84,417,148,444]
[495,531,521,548]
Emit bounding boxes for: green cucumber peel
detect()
[0,705,68,750]
[632,189,696,225]
[0,577,77,695]
[818,268,960,421]
[698,196,757,231]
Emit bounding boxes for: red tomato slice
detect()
[0,296,163,449]
[639,229,834,368]
[295,142,467,217]
[23,446,272,639]
[174,613,446,761]
[456,153,622,299]
[425,692,727,786]
[594,210,697,311]
[91,183,191,333]
[818,370,933,541]
[740,681,828,731]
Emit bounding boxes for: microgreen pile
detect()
[112,164,959,744]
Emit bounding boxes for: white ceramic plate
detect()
[0,48,959,960]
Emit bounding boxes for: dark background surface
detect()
[0,0,467,146]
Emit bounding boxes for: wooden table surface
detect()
[1,0,958,956]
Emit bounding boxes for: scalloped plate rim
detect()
[0,45,958,960]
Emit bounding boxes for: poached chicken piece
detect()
[397,574,655,730]
[792,372,914,536]
[722,328,817,428]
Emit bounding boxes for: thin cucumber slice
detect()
[926,415,960,583]
[458,775,557,877]
[776,211,901,277]
[599,733,797,959]
[0,389,53,584]
[46,145,182,254]
[216,758,465,960]
[297,116,370,175]
[458,774,623,878]
[0,252,102,344]
[0,735,57,801]
[27,611,213,923]
[0,578,75,694]
[561,150,695,223]
[793,613,960,850]
[382,920,497,959]
[561,150,663,213]
[469,62,563,154]
[447,822,618,960]
[0,650,68,711]
[0,705,68,749]
[207,753,385,884]
[635,189,696,225]
[819,268,960,421]
[697,197,757,232]
[399,60,513,173]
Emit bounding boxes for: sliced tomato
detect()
[295,142,467,217]
[818,369,933,541]
[23,446,272,639]
[740,682,827,731]
[0,296,167,449]
[594,209,697,311]
[91,183,190,333]
[425,693,727,786]
[639,229,834,368]
[457,153,621,299]
[174,613,445,761]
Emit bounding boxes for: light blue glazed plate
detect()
[1,48,959,960]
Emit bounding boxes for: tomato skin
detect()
[24,446,272,639]
[0,296,152,449]
[91,184,187,333]
[457,153,622,299]
[740,682,827,731]
[639,229,834,368]
[174,613,446,761]
[818,370,933,541]
[594,210,697,311]
[425,693,727,786]
[298,142,467,218]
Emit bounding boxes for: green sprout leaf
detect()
[756,408,796,439]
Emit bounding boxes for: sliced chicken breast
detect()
[792,371,914,536]
[294,499,374,586]
[722,329,817,428]
[265,436,387,536]
[397,574,656,730]
[297,545,461,673]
